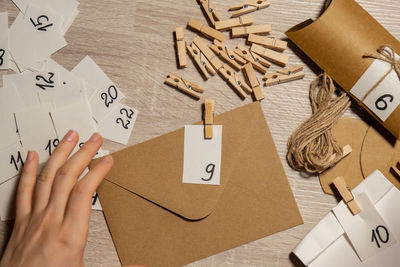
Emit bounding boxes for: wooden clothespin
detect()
[332,176,361,215]
[193,36,223,72]
[391,162,400,178]
[229,0,270,18]
[251,43,289,66]
[175,27,187,68]
[209,40,242,71]
[165,73,204,100]
[199,0,222,26]
[242,63,264,101]
[192,37,251,99]
[204,99,215,139]
[250,50,271,68]
[186,42,216,80]
[263,65,304,86]
[188,19,226,42]
[247,34,287,52]
[215,15,253,31]
[234,44,268,74]
[232,24,271,38]
[219,63,252,99]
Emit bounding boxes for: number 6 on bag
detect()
[182,125,222,185]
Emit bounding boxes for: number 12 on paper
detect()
[182,125,222,185]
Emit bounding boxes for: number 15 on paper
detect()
[182,125,222,185]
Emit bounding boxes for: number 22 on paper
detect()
[182,125,222,185]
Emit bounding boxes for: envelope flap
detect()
[92,103,261,220]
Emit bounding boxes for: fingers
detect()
[47,133,103,220]
[15,151,38,222]
[63,155,113,237]
[33,130,78,214]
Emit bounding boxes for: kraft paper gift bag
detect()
[90,102,303,267]
[286,0,400,139]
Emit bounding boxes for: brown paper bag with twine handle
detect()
[286,0,400,139]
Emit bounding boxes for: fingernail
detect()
[64,130,76,142]
[26,151,35,162]
[102,155,113,163]
[90,133,101,142]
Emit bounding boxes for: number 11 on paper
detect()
[182,125,222,185]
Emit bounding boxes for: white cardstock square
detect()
[0,142,26,184]
[97,103,138,145]
[0,12,9,69]
[182,125,222,185]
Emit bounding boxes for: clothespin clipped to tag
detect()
[209,40,242,71]
[232,24,272,38]
[186,42,216,80]
[251,43,289,67]
[242,63,264,101]
[199,0,222,26]
[175,27,187,68]
[204,99,215,139]
[214,15,254,31]
[247,34,287,52]
[332,176,361,215]
[234,44,268,74]
[391,162,400,178]
[263,65,304,86]
[229,0,271,18]
[165,73,204,100]
[188,19,226,42]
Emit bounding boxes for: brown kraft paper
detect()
[286,0,400,139]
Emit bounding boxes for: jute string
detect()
[287,73,351,173]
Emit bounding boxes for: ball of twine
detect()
[287,73,351,174]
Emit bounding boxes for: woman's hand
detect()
[0,130,113,267]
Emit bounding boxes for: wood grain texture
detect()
[1,0,399,266]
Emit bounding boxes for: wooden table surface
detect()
[1,0,399,266]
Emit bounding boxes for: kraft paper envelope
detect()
[91,102,303,267]
[286,0,400,139]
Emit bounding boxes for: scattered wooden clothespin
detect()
[192,37,250,99]
[175,27,187,68]
[326,145,352,166]
[209,40,242,71]
[193,36,224,72]
[215,15,253,31]
[332,176,361,215]
[242,63,264,101]
[204,99,215,139]
[186,42,216,80]
[219,63,252,99]
[232,24,271,38]
[229,0,271,18]
[234,44,268,74]
[251,43,289,66]
[165,73,204,100]
[263,65,304,86]
[188,18,226,42]
[247,34,287,52]
[391,162,400,178]
[199,0,222,26]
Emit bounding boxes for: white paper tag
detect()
[0,176,19,221]
[9,6,67,71]
[333,192,397,261]
[97,103,138,145]
[15,105,58,164]
[0,142,26,184]
[71,56,124,122]
[182,125,222,185]
[350,56,400,122]
[0,12,9,70]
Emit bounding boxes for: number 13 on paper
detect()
[182,125,222,185]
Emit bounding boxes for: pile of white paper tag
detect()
[0,0,138,220]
